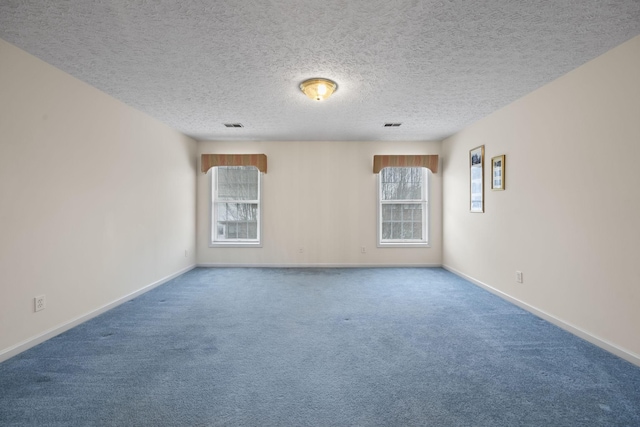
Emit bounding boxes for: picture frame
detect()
[491,155,505,191]
[470,145,484,213]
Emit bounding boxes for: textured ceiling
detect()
[1,1,639,142]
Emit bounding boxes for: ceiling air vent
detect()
[384,123,402,127]
[224,123,244,128]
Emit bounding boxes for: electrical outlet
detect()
[361,246,366,253]
[516,271,523,283]
[34,295,46,312]
[184,249,188,258]
[298,247,304,254]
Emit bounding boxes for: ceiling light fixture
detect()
[299,78,338,101]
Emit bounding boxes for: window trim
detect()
[210,166,263,248]
[377,167,430,248]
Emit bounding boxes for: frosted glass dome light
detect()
[299,78,338,101]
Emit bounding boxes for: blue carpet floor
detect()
[1,268,639,426]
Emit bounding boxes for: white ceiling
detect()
[1,1,639,142]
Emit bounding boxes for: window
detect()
[378,167,429,246]
[211,166,261,246]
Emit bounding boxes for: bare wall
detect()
[442,36,640,362]
[197,140,442,266]
[0,39,198,359]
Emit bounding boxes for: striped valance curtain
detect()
[201,154,268,173]
[373,155,439,174]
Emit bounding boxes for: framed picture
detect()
[491,155,505,190]
[470,145,484,213]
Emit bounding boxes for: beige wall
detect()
[442,36,640,363]
[0,40,198,360]
[197,140,442,266]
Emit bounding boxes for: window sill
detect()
[377,242,430,248]
[209,242,263,248]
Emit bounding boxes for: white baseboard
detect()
[442,264,640,368]
[10,264,634,369]
[0,264,196,363]
[196,263,442,268]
